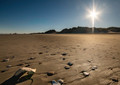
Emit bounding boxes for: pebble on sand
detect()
[47,71,55,76]
[111,77,119,82]
[1,69,8,73]
[61,53,67,56]
[112,78,118,82]
[25,64,30,67]
[17,63,24,66]
[51,79,64,85]
[82,71,90,77]
[6,65,12,68]
[67,62,73,66]
[58,79,64,84]
[91,66,97,70]
[39,52,43,54]
[87,60,92,63]
[64,65,70,69]
[51,80,60,85]
[28,57,36,60]
[62,58,66,60]
[2,58,9,62]
[38,62,42,65]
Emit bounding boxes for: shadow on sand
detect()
[1,67,36,85]
[1,74,33,85]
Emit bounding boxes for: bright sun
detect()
[90,10,97,19]
[88,8,99,20]
[86,0,101,33]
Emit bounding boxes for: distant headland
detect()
[32,26,120,34]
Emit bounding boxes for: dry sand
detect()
[0,34,120,85]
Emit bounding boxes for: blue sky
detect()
[0,0,120,33]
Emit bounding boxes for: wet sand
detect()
[0,34,120,85]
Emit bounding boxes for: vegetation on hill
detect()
[45,26,120,34]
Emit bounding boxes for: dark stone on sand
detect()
[28,57,36,60]
[39,62,42,65]
[47,71,55,76]
[62,58,66,60]
[62,53,67,56]
[39,52,43,54]
[87,60,91,63]
[25,64,30,67]
[67,62,73,66]
[1,69,8,73]
[108,67,113,70]
[2,58,9,62]
[112,78,118,82]
[17,63,24,66]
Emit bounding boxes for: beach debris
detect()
[64,65,70,69]
[2,58,9,62]
[28,57,36,60]
[81,71,90,77]
[91,66,97,70]
[1,67,36,85]
[13,67,36,80]
[47,71,55,76]
[39,52,43,54]
[1,69,8,73]
[61,53,67,56]
[67,62,73,66]
[6,65,12,68]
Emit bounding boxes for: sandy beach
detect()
[0,34,120,85]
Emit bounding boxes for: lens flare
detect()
[86,0,101,33]
[90,9,97,19]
